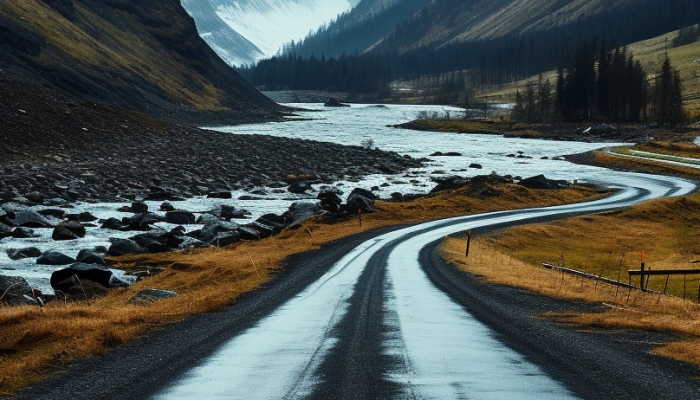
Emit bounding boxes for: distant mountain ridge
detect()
[182,0,359,66]
[0,0,278,115]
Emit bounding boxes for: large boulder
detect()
[207,190,232,199]
[282,202,321,228]
[518,174,570,190]
[0,276,38,306]
[318,188,343,213]
[127,289,178,305]
[165,210,195,225]
[76,249,107,265]
[127,213,164,231]
[108,238,147,257]
[324,97,350,107]
[11,210,58,228]
[51,221,86,241]
[52,275,110,300]
[37,251,76,266]
[50,263,114,290]
[208,231,241,247]
[429,175,468,194]
[346,188,377,214]
[7,247,42,260]
[287,182,313,194]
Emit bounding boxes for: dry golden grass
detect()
[0,1,225,110]
[593,151,700,180]
[399,118,533,135]
[0,183,605,395]
[440,190,700,368]
[634,141,700,159]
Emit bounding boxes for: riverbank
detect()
[395,118,700,143]
[440,187,700,369]
[0,180,606,396]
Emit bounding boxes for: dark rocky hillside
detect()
[0,0,279,118]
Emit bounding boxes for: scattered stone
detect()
[50,263,114,290]
[287,182,313,194]
[518,174,570,190]
[52,221,86,241]
[108,238,147,256]
[37,251,76,265]
[0,276,39,306]
[11,210,57,228]
[76,249,107,265]
[324,97,350,107]
[160,202,175,212]
[469,163,483,169]
[165,210,195,225]
[207,190,232,199]
[7,247,42,260]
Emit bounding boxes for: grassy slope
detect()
[478,27,700,117]
[0,0,276,112]
[442,189,700,367]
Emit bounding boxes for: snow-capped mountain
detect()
[182,0,359,67]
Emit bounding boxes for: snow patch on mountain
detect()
[214,0,355,61]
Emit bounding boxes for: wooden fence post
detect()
[640,250,646,291]
[465,230,473,257]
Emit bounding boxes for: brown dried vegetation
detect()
[0,182,604,395]
[440,190,700,369]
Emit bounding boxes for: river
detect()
[3,103,627,293]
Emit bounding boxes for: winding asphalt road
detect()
[13,173,700,400]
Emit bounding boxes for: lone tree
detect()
[652,55,685,126]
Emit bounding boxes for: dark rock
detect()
[160,202,175,212]
[469,163,483,169]
[429,175,468,194]
[282,202,320,228]
[7,247,42,260]
[390,192,404,202]
[324,97,350,107]
[24,191,45,204]
[430,151,463,157]
[51,226,80,241]
[50,263,113,290]
[349,188,377,200]
[37,251,76,265]
[249,221,274,238]
[127,289,178,305]
[0,223,12,240]
[101,217,129,231]
[165,210,195,225]
[53,276,110,300]
[52,221,86,241]
[346,193,375,214]
[11,210,57,228]
[38,209,66,218]
[131,202,148,214]
[196,213,220,225]
[208,231,241,247]
[288,182,313,194]
[11,227,39,239]
[518,174,570,190]
[76,249,107,265]
[108,238,147,256]
[0,276,38,306]
[127,212,163,231]
[207,190,232,199]
[238,226,261,240]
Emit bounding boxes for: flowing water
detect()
[2,103,625,293]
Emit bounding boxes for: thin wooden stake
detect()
[664,275,670,294]
[358,208,362,227]
[465,230,473,257]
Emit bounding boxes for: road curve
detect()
[13,173,700,400]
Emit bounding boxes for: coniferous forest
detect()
[238,0,698,125]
